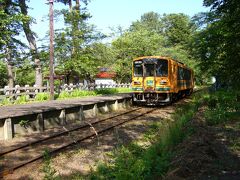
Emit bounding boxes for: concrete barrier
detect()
[0,97,132,140]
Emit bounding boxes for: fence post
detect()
[15,85,20,99]
[34,85,39,96]
[4,86,10,96]
[69,83,73,92]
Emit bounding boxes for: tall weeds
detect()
[90,92,204,179]
[204,89,240,125]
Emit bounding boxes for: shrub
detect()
[14,95,29,104]
[1,97,12,105]
[205,89,240,125]
[90,92,203,179]
[35,93,50,101]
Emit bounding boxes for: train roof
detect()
[133,56,191,69]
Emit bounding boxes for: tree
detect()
[0,58,8,87]
[54,0,104,83]
[112,29,165,82]
[111,12,197,83]
[19,0,42,87]
[192,0,240,87]
[0,0,28,87]
[161,13,195,46]
[130,11,163,34]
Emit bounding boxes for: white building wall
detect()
[95,78,116,85]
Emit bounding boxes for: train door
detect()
[132,60,144,91]
[143,63,156,92]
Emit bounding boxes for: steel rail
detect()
[0,107,142,157]
[0,107,157,178]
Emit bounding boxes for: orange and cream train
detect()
[131,56,194,104]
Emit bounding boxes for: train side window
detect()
[185,69,191,80]
[178,67,184,80]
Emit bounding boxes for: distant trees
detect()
[161,13,196,46]
[54,0,105,83]
[2,0,237,88]
[111,12,197,82]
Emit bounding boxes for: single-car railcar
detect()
[132,56,194,104]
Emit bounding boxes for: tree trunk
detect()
[76,0,80,10]
[6,48,14,88]
[71,0,80,56]
[69,0,72,11]
[19,0,42,87]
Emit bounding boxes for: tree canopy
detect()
[0,0,238,88]
[191,0,240,87]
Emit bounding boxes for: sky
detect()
[27,0,209,42]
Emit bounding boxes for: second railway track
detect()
[0,107,158,178]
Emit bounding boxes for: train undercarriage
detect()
[132,89,193,105]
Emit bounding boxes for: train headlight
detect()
[160,80,167,85]
[133,81,141,85]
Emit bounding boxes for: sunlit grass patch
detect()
[0,88,131,106]
[87,91,205,179]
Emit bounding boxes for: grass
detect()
[59,91,204,180]
[0,88,132,106]
[42,150,57,180]
[204,89,240,125]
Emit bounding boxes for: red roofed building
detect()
[96,71,116,78]
[95,68,116,85]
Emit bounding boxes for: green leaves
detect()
[111,12,197,83]
[192,0,240,87]
[162,13,195,46]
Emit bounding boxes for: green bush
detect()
[89,92,203,179]
[1,97,12,105]
[14,95,29,104]
[58,91,71,99]
[0,88,131,106]
[204,89,240,125]
[58,90,97,99]
[35,93,50,101]
[57,88,129,100]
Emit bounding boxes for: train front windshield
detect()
[156,59,168,77]
[133,58,168,77]
[145,64,154,76]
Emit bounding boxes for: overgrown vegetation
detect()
[83,92,205,179]
[14,88,239,179]
[204,89,240,125]
[0,88,131,106]
[42,150,57,180]
[19,119,30,128]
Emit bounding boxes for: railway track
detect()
[0,107,158,178]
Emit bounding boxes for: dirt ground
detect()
[4,98,240,180]
[4,105,176,180]
[164,106,240,180]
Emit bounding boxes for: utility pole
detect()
[49,0,54,100]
